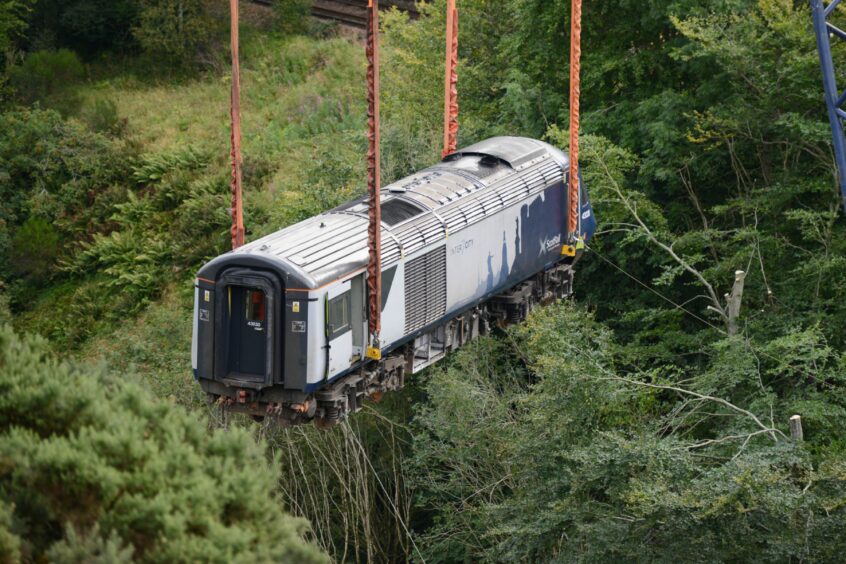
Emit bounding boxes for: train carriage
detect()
[192,136,596,425]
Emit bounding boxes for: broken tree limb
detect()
[790,415,804,441]
[727,270,746,336]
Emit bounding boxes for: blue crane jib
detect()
[811,0,846,212]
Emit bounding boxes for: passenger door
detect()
[214,269,282,387]
[228,285,267,378]
[326,282,353,377]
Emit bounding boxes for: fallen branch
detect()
[681,428,776,451]
[598,375,787,442]
[595,155,730,328]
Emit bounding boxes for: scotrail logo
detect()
[540,234,562,255]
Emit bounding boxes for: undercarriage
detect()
[212,263,574,427]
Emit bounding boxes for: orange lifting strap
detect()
[442,0,459,158]
[563,0,582,256]
[229,0,245,249]
[366,0,383,355]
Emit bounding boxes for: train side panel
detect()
[379,262,406,350]
[445,179,567,312]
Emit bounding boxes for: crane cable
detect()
[442,0,459,158]
[229,0,245,249]
[366,0,383,359]
[563,0,582,257]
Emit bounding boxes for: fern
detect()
[132,145,211,186]
[67,229,170,309]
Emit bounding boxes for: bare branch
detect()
[595,155,729,326]
[681,429,775,450]
[597,375,787,441]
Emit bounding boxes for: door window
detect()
[245,289,265,322]
[328,292,351,339]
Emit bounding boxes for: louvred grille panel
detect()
[404,246,447,333]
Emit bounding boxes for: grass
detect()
[80,34,366,162]
[82,33,369,232]
[78,282,202,406]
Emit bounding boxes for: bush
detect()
[8,49,84,110]
[81,97,127,135]
[0,325,328,562]
[64,144,227,314]
[69,228,171,310]
[273,0,312,36]
[9,216,59,281]
[132,0,219,63]
[409,302,846,562]
[0,108,133,286]
[0,108,130,224]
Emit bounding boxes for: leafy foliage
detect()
[0,107,133,313]
[0,325,327,562]
[132,144,209,185]
[409,304,846,562]
[66,144,224,310]
[273,0,313,36]
[0,107,131,236]
[7,48,84,108]
[9,216,59,279]
[0,0,29,53]
[81,97,127,135]
[132,0,220,63]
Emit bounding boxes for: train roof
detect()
[198,136,570,289]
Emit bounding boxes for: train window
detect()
[328,292,351,338]
[245,289,265,322]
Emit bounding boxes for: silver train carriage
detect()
[192,137,596,425]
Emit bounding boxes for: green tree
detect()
[0,325,328,562]
[409,303,846,562]
[7,48,84,109]
[9,216,59,280]
[0,0,29,53]
[273,0,312,36]
[24,0,137,55]
[133,0,218,63]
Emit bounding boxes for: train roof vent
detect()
[444,136,547,170]
[381,198,426,226]
[437,154,508,179]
